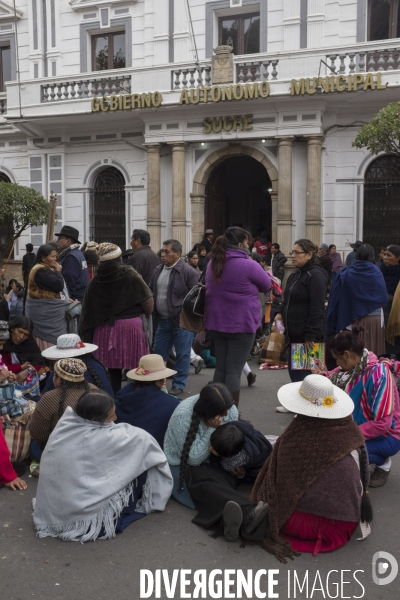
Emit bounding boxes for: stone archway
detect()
[191,143,278,244]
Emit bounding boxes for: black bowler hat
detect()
[55,225,81,244]
[350,240,363,250]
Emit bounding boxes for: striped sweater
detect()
[329,352,400,441]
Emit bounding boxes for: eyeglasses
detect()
[290,250,306,256]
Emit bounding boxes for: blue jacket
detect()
[115,383,179,448]
[41,356,114,397]
[59,247,88,300]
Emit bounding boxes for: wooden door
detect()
[205,162,228,238]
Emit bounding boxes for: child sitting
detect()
[209,421,273,482]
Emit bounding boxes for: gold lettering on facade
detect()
[290,73,387,96]
[202,114,253,133]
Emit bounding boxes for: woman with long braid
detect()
[163,383,238,508]
[29,358,94,459]
[41,333,114,397]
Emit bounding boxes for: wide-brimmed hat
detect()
[350,240,363,250]
[55,225,81,244]
[0,320,9,341]
[54,358,87,382]
[41,334,98,359]
[127,354,176,382]
[277,374,354,419]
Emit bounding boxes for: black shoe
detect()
[247,372,256,387]
[242,501,269,535]
[170,386,183,396]
[223,501,243,542]
[194,358,204,375]
[369,466,390,487]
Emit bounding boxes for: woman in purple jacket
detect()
[205,227,271,408]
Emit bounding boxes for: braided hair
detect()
[359,444,373,525]
[178,383,234,491]
[81,353,111,389]
[58,379,90,419]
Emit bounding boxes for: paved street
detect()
[1,362,399,599]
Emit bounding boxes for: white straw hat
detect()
[41,334,98,359]
[277,374,354,419]
[127,354,176,382]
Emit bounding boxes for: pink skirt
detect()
[35,337,55,351]
[93,317,149,370]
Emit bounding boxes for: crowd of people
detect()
[1,223,400,563]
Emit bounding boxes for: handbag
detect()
[2,411,33,462]
[179,306,204,334]
[182,270,206,318]
[0,383,23,418]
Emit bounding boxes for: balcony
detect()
[4,38,400,117]
[0,92,6,114]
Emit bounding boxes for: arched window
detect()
[363,155,400,255]
[90,166,126,249]
[0,171,11,183]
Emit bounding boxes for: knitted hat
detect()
[41,334,98,359]
[277,374,354,419]
[127,354,176,382]
[0,320,9,341]
[54,358,87,382]
[97,242,122,262]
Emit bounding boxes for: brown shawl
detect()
[251,414,365,563]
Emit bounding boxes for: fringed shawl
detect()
[32,407,173,543]
[251,414,365,563]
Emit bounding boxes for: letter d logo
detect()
[372,551,398,586]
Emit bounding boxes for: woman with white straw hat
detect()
[250,374,372,563]
[29,358,95,460]
[41,333,114,398]
[115,354,179,449]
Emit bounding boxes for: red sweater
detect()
[1,352,42,374]
[0,427,17,484]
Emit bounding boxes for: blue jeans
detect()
[153,319,194,390]
[365,435,400,466]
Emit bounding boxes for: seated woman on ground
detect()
[251,374,372,562]
[163,383,238,508]
[2,317,45,397]
[327,328,400,488]
[115,354,179,449]
[32,389,173,542]
[209,421,272,482]
[41,333,114,398]
[28,357,95,460]
[0,425,27,491]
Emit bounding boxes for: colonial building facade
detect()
[0,0,399,258]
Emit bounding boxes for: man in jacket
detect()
[271,243,287,281]
[200,229,214,254]
[55,225,88,302]
[317,243,333,278]
[22,243,36,287]
[127,229,160,285]
[149,239,199,395]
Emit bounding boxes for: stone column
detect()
[304,134,324,246]
[270,190,278,243]
[190,193,206,246]
[275,136,295,256]
[169,142,188,253]
[145,143,161,252]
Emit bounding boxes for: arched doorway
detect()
[0,172,10,183]
[363,155,400,255]
[205,156,272,238]
[90,166,126,249]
